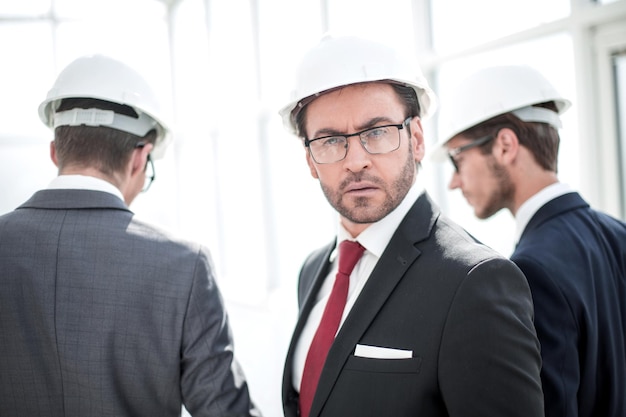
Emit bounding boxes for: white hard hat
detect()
[431,64,571,162]
[278,34,438,135]
[39,54,172,159]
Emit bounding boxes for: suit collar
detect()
[47,174,124,202]
[518,192,588,241]
[18,189,131,212]
[515,183,574,241]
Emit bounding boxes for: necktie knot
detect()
[337,240,365,277]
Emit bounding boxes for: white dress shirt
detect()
[292,177,425,391]
[514,182,573,243]
[47,175,125,202]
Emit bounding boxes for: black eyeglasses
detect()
[135,142,155,192]
[304,117,412,164]
[447,135,493,172]
[143,154,155,192]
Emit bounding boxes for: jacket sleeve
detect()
[438,257,545,417]
[513,255,578,417]
[180,247,262,417]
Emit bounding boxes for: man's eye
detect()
[321,136,344,146]
[364,127,388,139]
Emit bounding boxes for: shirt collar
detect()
[47,175,125,202]
[334,174,424,260]
[515,182,573,242]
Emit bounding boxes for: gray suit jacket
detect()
[0,189,260,417]
[282,192,544,417]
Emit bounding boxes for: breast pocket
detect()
[344,355,422,374]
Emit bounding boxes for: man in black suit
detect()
[278,34,544,417]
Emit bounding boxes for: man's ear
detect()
[493,128,519,165]
[50,141,59,167]
[409,117,425,162]
[131,143,154,176]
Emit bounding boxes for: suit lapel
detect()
[298,244,336,311]
[309,193,438,417]
[283,243,335,416]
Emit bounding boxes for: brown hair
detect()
[459,102,560,172]
[294,81,420,139]
[53,98,157,176]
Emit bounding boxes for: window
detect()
[616,54,626,218]
[431,0,570,53]
[593,19,626,220]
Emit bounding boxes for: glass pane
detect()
[0,141,57,215]
[327,0,416,52]
[258,0,322,112]
[0,0,50,16]
[171,0,270,301]
[429,33,577,256]
[54,0,166,20]
[203,0,258,120]
[0,22,55,139]
[431,0,570,53]
[614,52,626,218]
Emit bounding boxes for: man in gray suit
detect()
[0,55,261,417]
[278,34,544,417]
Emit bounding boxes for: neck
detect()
[59,165,133,202]
[511,171,558,216]
[60,166,118,185]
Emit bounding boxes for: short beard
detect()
[477,156,515,219]
[320,146,416,225]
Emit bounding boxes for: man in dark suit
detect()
[0,55,261,417]
[277,34,544,417]
[433,64,626,417]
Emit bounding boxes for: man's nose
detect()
[342,136,371,171]
[448,171,461,190]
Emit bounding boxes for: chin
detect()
[474,208,489,220]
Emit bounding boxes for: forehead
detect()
[446,134,474,149]
[306,82,403,125]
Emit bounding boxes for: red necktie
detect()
[299,240,365,417]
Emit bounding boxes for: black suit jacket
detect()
[282,192,544,417]
[513,192,626,417]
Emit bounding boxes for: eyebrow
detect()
[311,116,397,138]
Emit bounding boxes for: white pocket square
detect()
[354,344,412,359]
